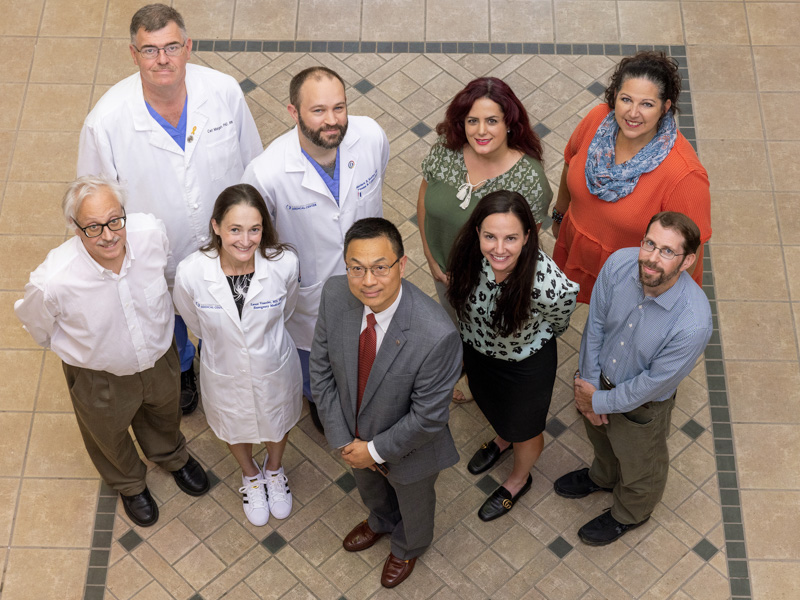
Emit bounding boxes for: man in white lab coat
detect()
[242,66,389,431]
[77,4,262,415]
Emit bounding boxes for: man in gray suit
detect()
[310,218,462,588]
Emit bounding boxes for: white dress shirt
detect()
[359,287,403,464]
[14,213,175,376]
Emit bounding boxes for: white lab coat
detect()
[78,64,263,284]
[241,115,389,350]
[173,249,302,444]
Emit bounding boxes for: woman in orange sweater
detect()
[552,51,711,304]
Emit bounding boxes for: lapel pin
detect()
[396,339,400,345]
[187,125,197,143]
[348,160,355,169]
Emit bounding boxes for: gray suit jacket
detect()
[310,277,462,485]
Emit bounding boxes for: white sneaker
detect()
[264,465,292,519]
[238,460,269,526]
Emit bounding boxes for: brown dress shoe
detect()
[343,520,384,552]
[381,553,417,588]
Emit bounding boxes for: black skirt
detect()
[463,336,557,442]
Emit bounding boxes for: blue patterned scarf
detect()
[584,110,677,202]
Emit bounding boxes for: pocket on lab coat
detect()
[356,176,382,217]
[206,133,242,182]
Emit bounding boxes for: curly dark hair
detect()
[604,51,681,115]
[435,77,544,162]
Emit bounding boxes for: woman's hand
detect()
[429,260,449,285]
[551,163,571,240]
[551,221,561,239]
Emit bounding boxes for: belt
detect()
[600,371,615,391]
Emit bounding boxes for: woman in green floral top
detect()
[448,191,579,521]
[417,77,552,322]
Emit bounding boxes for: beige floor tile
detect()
[747,2,800,46]
[0,182,69,236]
[0,350,41,411]
[0,292,39,349]
[244,557,299,598]
[174,543,226,589]
[693,92,763,140]
[0,38,36,83]
[131,543,195,599]
[427,0,489,42]
[687,46,756,92]
[769,141,800,192]
[762,93,800,141]
[131,581,175,600]
[675,490,721,536]
[727,362,800,424]
[536,562,590,599]
[148,519,201,563]
[742,490,800,560]
[0,477,18,545]
[0,412,32,477]
[618,1,683,44]
[749,560,800,600]
[708,191,777,245]
[2,548,89,600]
[362,0,425,42]
[718,300,797,361]
[0,83,25,130]
[36,350,73,412]
[105,0,150,39]
[95,38,139,86]
[490,0,554,43]
[753,47,800,92]
[8,131,80,183]
[296,0,361,41]
[683,563,730,600]
[39,0,105,37]
[0,130,14,174]
[712,244,787,301]
[682,2,749,45]
[232,0,297,40]
[735,423,800,489]
[696,140,771,191]
[776,193,800,245]
[205,519,258,564]
[0,235,68,291]
[107,554,153,600]
[29,37,100,84]
[173,0,235,40]
[0,0,44,36]
[19,83,92,131]
[555,1,618,43]
[24,412,98,478]
[784,246,800,300]
[12,478,97,547]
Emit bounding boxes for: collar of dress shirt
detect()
[361,285,403,334]
[74,234,134,278]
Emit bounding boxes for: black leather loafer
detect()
[554,467,613,499]
[467,440,511,475]
[180,368,199,415]
[478,473,532,521]
[171,455,210,496]
[121,488,158,527]
[578,509,649,546]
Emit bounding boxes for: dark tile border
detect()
[86,39,749,600]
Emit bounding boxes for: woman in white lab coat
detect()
[174,184,302,527]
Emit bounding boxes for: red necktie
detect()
[356,313,377,437]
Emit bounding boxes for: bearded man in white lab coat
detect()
[242,66,390,432]
[77,4,262,415]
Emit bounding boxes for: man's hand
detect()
[574,377,608,425]
[341,439,377,470]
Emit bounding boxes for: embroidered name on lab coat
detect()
[286,202,317,211]
[356,170,378,197]
[251,297,285,310]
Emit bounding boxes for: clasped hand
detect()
[341,438,377,470]
[574,376,609,426]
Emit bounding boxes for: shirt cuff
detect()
[367,441,385,464]
[591,390,612,414]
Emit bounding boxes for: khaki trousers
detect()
[62,344,188,496]
[583,392,676,524]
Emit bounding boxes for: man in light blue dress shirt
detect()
[554,211,712,546]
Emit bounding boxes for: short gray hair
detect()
[129,4,187,44]
[62,176,127,225]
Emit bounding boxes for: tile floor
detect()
[1,1,799,599]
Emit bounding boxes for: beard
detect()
[298,114,348,150]
[638,258,682,290]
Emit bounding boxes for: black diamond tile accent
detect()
[654,44,670,53]
[718,471,738,489]
[458,42,474,53]
[722,505,742,524]
[724,523,745,541]
[409,214,418,226]
[189,595,204,600]
[727,541,747,559]
[295,41,311,52]
[713,422,732,439]
[411,121,432,137]
[573,43,588,54]
[197,40,213,52]
[621,44,637,56]
[361,41,376,53]
[717,455,736,472]
[588,44,603,55]
[507,43,522,54]
[556,43,571,55]
[118,529,143,552]
[94,513,114,531]
[715,438,734,454]
[533,123,551,138]
[343,41,359,53]
[377,41,393,53]
[394,42,409,53]
[409,42,424,53]
[229,40,246,52]
[239,78,257,94]
[548,536,573,558]
[720,489,740,506]
[97,496,117,513]
[441,42,458,53]
[327,41,342,53]
[670,45,687,56]
[89,549,109,567]
[539,43,555,54]
[604,44,622,56]
[587,81,606,97]
[523,43,539,54]
[354,79,374,94]
[86,567,107,586]
[92,530,112,549]
[545,417,567,438]
[336,472,357,493]
[214,40,230,52]
[262,531,287,553]
[475,42,490,54]
[729,559,749,578]
[476,474,500,495]
[311,41,327,52]
[681,418,705,440]
[84,586,104,600]
[693,538,718,561]
[425,42,441,53]
[491,43,506,54]
[730,578,751,596]
[246,41,262,52]
[205,469,221,490]
[263,41,278,52]
[278,40,294,52]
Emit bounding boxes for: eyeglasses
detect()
[640,239,685,261]
[133,42,186,59]
[346,257,400,279]
[75,209,127,238]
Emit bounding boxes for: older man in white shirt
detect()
[15,176,209,527]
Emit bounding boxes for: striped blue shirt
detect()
[579,247,712,414]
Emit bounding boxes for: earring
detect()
[507,129,511,133]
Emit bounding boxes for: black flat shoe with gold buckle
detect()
[478,473,532,521]
[467,440,511,475]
